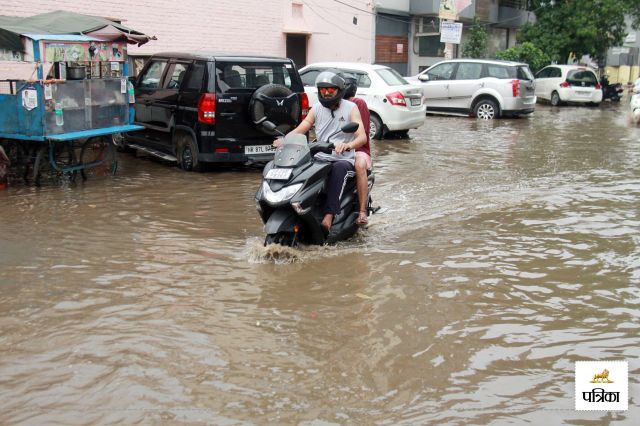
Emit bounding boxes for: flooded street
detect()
[1,102,639,424]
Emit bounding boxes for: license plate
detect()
[265,168,292,180]
[576,90,589,96]
[410,98,421,106]
[245,144,276,155]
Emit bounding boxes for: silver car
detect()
[405,59,537,119]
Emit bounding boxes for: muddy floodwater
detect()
[1,102,639,424]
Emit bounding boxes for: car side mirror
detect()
[418,74,430,82]
[128,76,138,87]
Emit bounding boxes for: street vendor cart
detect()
[0,10,154,185]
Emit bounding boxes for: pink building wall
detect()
[2,0,374,63]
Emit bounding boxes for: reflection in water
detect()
[0,104,639,424]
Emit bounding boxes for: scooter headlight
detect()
[262,182,303,204]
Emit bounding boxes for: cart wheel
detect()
[33,142,77,186]
[112,132,133,152]
[80,136,117,180]
[1,141,33,184]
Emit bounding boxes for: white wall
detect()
[304,0,375,63]
[1,0,375,63]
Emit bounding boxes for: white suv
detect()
[406,59,537,119]
[299,62,426,139]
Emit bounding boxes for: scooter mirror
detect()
[261,120,277,131]
[341,122,359,134]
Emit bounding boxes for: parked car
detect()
[124,52,308,171]
[299,62,426,139]
[405,59,536,119]
[534,64,603,106]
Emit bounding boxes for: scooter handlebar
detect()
[309,141,335,155]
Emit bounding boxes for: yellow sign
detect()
[439,0,472,20]
[439,0,457,20]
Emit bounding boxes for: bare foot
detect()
[321,214,333,232]
[355,211,368,225]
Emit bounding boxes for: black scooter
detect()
[600,75,623,102]
[255,121,375,247]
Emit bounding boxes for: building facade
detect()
[374,0,533,75]
[3,1,534,78]
[2,0,376,72]
[605,17,640,84]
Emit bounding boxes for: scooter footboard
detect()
[265,209,298,235]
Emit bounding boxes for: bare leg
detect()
[355,156,368,224]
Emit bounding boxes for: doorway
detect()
[286,34,307,69]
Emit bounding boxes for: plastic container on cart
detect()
[54,100,64,126]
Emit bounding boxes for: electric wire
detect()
[302,0,372,41]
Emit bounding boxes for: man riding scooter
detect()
[274,70,367,233]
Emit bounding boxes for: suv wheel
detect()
[176,134,202,172]
[550,91,561,106]
[474,99,498,120]
[250,84,300,135]
[370,114,383,139]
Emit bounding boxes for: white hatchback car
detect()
[299,62,426,139]
[534,64,603,106]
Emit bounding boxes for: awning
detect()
[0,10,155,52]
[86,24,154,45]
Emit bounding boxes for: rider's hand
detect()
[334,142,350,154]
[273,137,283,148]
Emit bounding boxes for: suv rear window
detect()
[486,64,534,80]
[216,62,296,93]
[376,68,409,86]
[516,66,534,81]
[487,64,512,79]
[183,61,206,91]
[567,69,598,87]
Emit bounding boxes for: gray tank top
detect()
[313,100,356,144]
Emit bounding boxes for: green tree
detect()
[495,42,550,73]
[462,18,488,58]
[520,0,640,63]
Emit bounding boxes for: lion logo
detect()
[590,369,614,383]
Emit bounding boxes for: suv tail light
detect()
[299,92,309,121]
[595,83,602,90]
[511,79,520,97]
[560,81,570,88]
[386,91,406,106]
[198,93,216,124]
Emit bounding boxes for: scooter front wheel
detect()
[264,232,297,247]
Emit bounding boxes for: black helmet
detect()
[341,72,358,99]
[316,70,345,109]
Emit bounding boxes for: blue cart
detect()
[0,11,154,185]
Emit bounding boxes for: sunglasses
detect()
[319,87,338,97]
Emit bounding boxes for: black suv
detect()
[125,52,308,171]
